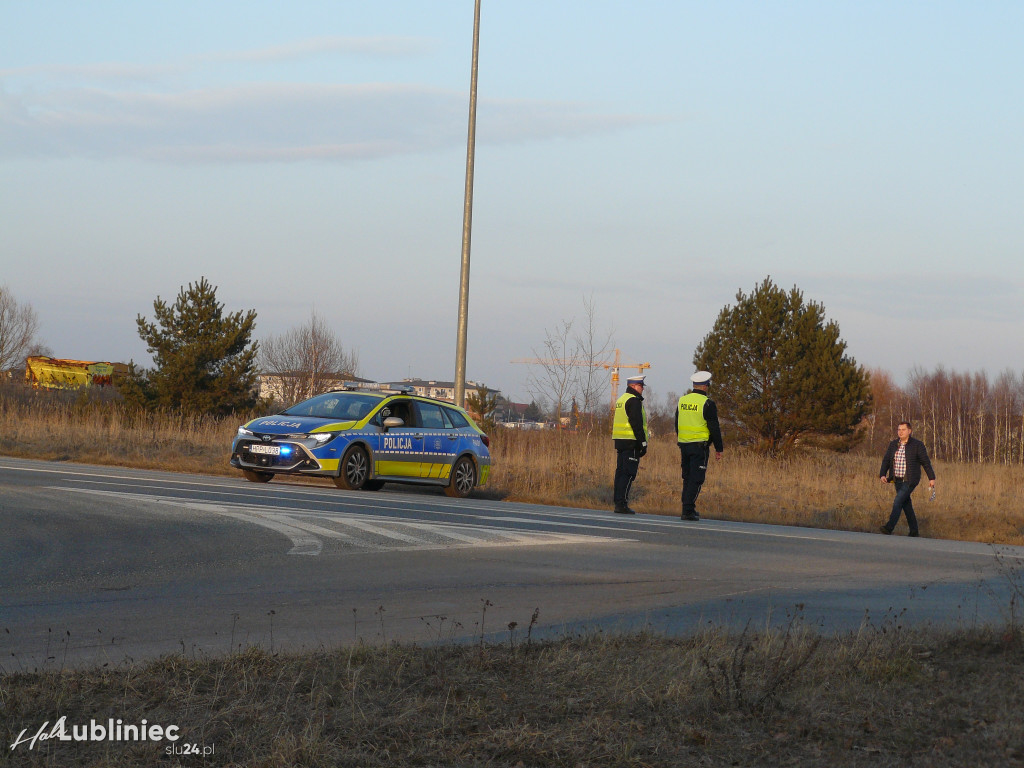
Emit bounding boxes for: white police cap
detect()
[626,374,646,385]
[691,370,712,385]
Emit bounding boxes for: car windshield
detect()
[282,392,382,421]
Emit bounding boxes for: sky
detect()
[2,1,1022,408]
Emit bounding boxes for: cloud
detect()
[794,272,1024,324]
[201,36,435,63]
[0,35,661,162]
[0,37,434,81]
[636,267,1024,328]
[0,82,657,163]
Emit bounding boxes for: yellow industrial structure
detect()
[25,356,128,389]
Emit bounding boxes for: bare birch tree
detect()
[866,368,901,454]
[527,318,579,427]
[892,366,1024,464]
[991,370,1022,464]
[0,286,42,373]
[526,296,616,428]
[574,294,614,424]
[260,312,359,404]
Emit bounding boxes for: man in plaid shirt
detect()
[878,420,936,537]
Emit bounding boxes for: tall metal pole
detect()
[454,0,481,408]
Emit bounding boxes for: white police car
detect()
[230,385,491,497]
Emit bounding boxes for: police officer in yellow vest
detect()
[676,370,723,521]
[611,374,649,514]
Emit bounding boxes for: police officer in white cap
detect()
[610,374,649,514]
[675,370,723,520]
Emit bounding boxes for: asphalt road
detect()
[1,456,1021,669]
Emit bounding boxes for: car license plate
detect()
[250,444,280,456]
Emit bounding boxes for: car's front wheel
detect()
[243,470,273,483]
[334,445,369,490]
[444,456,476,498]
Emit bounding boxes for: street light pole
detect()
[454,0,481,408]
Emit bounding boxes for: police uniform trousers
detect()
[679,442,710,516]
[614,446,642,507]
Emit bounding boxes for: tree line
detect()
[1,279,360,417]
[0,285,50,372]
[868,367,1024,464]
[4,276,1021,467]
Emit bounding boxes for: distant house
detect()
[380,378,499,403]
[497,401,551,430]
[259,373,501,408]
[493,399,531,423]
[258,372,374,403]
[494,399,552,430]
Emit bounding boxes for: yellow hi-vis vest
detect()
[612,392,647,441]
[677,392,710,443]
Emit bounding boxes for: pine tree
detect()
[524,401,543,422]
[570,397,581,429]
[694,277,870,453]
[466,384,499,433]
[124,278,259,416]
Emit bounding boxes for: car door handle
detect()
[446,434,458,440]
[413,433,424,439]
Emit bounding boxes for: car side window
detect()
[376,399,415,427]
[391,400,416,427]
[416,402,447,430]
[443,407,469,429]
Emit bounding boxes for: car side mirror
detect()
[383,416,404,432]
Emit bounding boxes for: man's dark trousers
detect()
[885,479,919,534]
[614,447,641,508]
[679,442,709,516]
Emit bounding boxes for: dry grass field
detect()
[3,388,1021,544]
[0,389,231,475]
[4,621,1024,767]
[492,429,1024,545]
[6,389,1024,766]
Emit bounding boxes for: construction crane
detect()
[511,349,651,416]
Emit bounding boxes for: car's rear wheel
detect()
[243,469,273,483]
[445,456,476,498]
[334,445,369,490]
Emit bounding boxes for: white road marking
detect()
[322,517,433,545]
[62,488,327,556]
[210,508,323,556]
[55,487,629,556]
[385,520,491,544]
[323,514,603,550]
[27,467,1021,560]
[263,514,366,545]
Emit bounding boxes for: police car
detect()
[230,384,491,497]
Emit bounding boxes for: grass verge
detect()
[3,620,1024,767]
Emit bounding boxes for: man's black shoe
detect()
[614,506,636,515]
[908,530,920,537]
[681,513,700,521]
[879,524,893,535]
